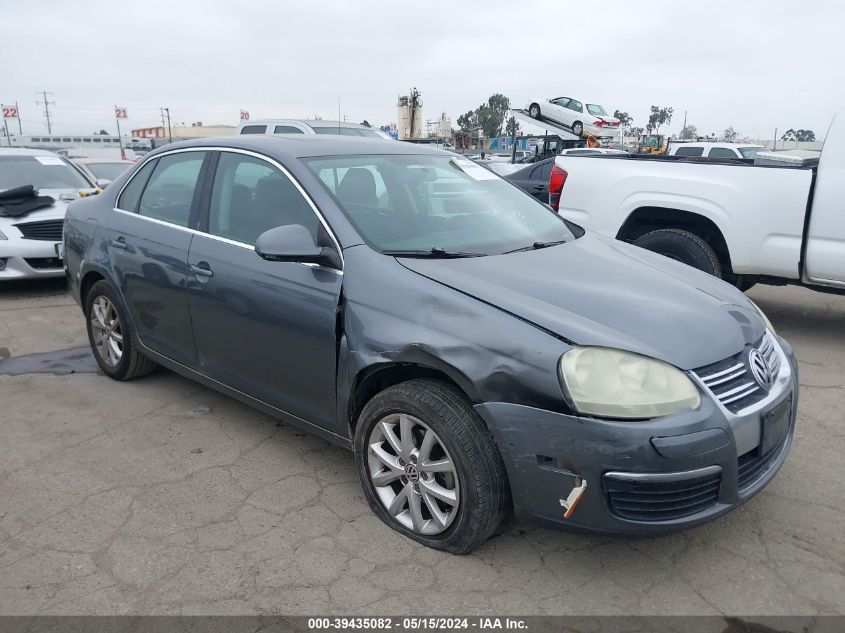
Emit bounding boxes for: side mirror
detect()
[254,225,342,270]
[95,178,112,189]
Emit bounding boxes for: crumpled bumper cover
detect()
[474,340,799,536]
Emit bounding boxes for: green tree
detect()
[781,128,816,142]
[457,110,476,133]
[680,124,698,140]
[628,126,644,137]
[613,110,633,128]
[646,106,674,134]
[460,94,512,139]
[721,126,740,142]
[505,115,519,138]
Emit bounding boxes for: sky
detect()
[1,0,843,141]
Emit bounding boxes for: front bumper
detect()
[0,242,64,280]
[475,336,798,536]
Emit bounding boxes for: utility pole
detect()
[682,110,687,135]
[15,101,22,134]
[36,90,54,134]
[773,127,777,151]
[164,107,172,142]
[160,107,166,129]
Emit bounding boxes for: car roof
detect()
[0,148,62,157]
[242,119,370,129]
[142,135,447,161]
[73,158,134,164]
[676,142,764,149]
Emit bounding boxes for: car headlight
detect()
[559,347,701,419]
[750,300,774,333]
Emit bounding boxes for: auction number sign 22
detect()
[2,105,18,119]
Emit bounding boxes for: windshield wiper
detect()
[503,239,568,254]
[382,247,486,258]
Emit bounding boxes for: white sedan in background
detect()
[525,97,620,137]
[0,148,95,280]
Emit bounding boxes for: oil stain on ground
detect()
[0,346,99,376]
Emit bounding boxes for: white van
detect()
[237,119,392,140]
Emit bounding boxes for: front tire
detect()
[634,228,722,278]
[354,379,509,554]
[85,279,157,380]
[529,103,541,119]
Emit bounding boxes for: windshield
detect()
[85,162,131,180]
[0,155,91,191]
[586,104,608,116]
[305,154,575,255]
[739,146,766,159]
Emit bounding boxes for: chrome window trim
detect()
[112,145,344,271]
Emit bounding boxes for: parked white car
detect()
[238,119,392,140]
[669,142,767,159]
[0,149,95,280]
[525,97,620,137]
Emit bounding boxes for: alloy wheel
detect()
[90,295,124,367]
[367,413,460,536]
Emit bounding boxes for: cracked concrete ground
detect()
[0,278,843,616]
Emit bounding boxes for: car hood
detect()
[397,233,764,370]
[0,191,71,224]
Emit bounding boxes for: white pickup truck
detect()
[550,112,845,293]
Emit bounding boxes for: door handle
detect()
[190,262,213,278]
[111,237,127,250]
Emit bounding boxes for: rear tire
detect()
[85,279,157,380]
[354,379,510,554]
[529,103,541,119]
[634,229,722,278]
[572,121,584,136]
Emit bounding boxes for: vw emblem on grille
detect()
[748,349,773,390]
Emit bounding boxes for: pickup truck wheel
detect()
[354,379,510,554]
[529,103,541,119]
[634,229,722,278]
[572,121,583,136]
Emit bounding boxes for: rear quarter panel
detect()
[555,156,812,278]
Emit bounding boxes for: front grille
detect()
[14,219,64,241]
[24,257,63,270]
[694,334,781,413]
[604,470,721,521]
[737,425,790,490]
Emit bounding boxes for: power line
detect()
[35,90,55,134]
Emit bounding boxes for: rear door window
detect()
[567,99,583,113]
[137,152,205,227]
[708,147,740,159]
[273,125,305,134]
[674,146,704,157]
[240,125,267,135]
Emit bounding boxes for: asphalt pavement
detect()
[0,278,843,615]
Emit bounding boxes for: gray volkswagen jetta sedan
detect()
[64,136,798,554]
